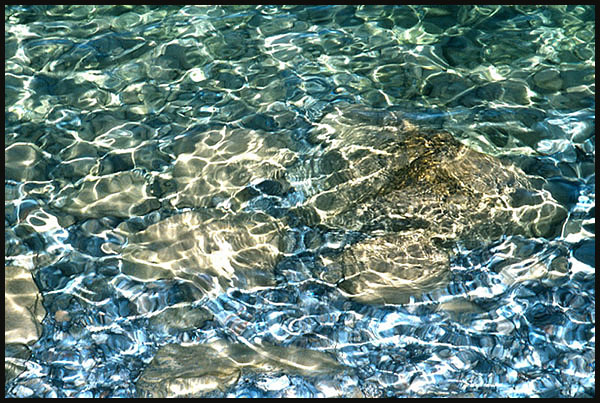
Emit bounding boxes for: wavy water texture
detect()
[5,5,594,398]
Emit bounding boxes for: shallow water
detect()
[4,5,595,398]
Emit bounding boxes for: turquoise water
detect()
[4,5,594,398]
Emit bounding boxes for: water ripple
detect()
[5,4,595,398]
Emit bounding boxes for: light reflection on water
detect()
[5,5,595,398]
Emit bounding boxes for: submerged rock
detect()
[136,340,346,397]
[320,232,451,305]
[5,265,46,347]
[5,142,55,182]
[154,126,297,211]
[112,209,289,299]
[51,170,159,219]
[48,126,296,220]
[292,104,568,303]
[5,265,46,384]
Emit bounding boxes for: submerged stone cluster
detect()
[127,105,565,395]
[6,104,568,396]
[290,104,567,303]
[46,104,566,307]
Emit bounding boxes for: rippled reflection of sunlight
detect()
[5,5,594,398]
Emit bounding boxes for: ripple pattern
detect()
[5,5,595,398]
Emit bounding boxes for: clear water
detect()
[4,5,595,398]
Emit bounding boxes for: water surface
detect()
[5,5,595,398]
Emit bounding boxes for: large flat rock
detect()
[114,209,289,298]
[136,340,346,397]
